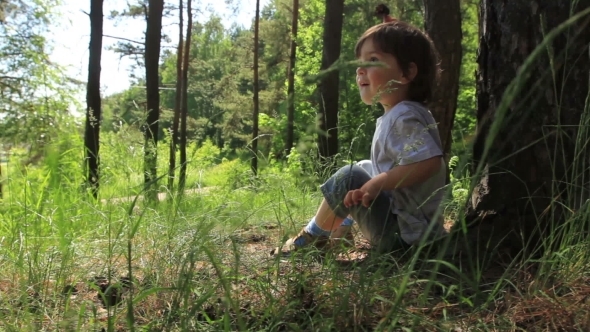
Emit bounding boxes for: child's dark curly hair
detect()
[355,11,440,104]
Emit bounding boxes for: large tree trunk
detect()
[84,0,103,199]
[466,0,590,254]
[143,0,164,202]
[251,0,261,175]
[168,0,183,191]
[285,0,299,157]
[423,0,462,161]
[179,0,192,192]
[317,0,344,159]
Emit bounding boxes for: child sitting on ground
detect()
[272,9,447,256]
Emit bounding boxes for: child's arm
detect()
[373,156,442,190]
[344,108,444,208]
[344,156,442,208]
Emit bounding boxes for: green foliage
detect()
[454,0,478,145]
[2,126,84,211]
[447,155,469,205]
[193,138,222,168]
[0,0,81,146]
[285,146,303,176]
[101,87,147,132]
[101,0,478,164]
[99,127,146,196]
[204,158,252,189]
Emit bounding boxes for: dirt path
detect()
[100,186,216,205]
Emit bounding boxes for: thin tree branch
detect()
[0,75,22,80]
[103,34,144,44]
[130,85,177,90]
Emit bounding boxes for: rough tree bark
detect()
[84,0,103,199]
[285,0,299,157]
[143,0,164,201]
[251,0,260,175]
[168,0,183,191]
[178,0,192,192]
[466,0,590,253]
[317,0,344,159]
[423,0,462,160]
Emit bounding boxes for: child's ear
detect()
[401,62,418,84]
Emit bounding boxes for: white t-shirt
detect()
[370,101,447,244]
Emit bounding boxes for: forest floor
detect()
[44,213,590,331]
[3,185,590,331]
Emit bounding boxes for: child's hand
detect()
[358,180,381,207]
[344,175,386,208]
[343,189,365,208]
[343,187,379,208]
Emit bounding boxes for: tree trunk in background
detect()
[144,0,164,202]
[317,0,344,160]
[251,0,260,175]
[178,0,192,192]
[168,0,183,191]
[423,0,462,160]
[466,1,590,254]
[285,0,299,157]
[84,0,103,199]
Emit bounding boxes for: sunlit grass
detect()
[1,127,589,331]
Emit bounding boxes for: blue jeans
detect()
[320,163,409,253]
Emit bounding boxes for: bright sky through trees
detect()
[50,0,268,98]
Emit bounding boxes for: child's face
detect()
[356,38,410,109]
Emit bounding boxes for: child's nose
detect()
[356,66,365,75]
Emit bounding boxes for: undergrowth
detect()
[1,133,589,331]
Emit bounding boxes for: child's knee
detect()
[333,164,372,183]
[356,160,374,177]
